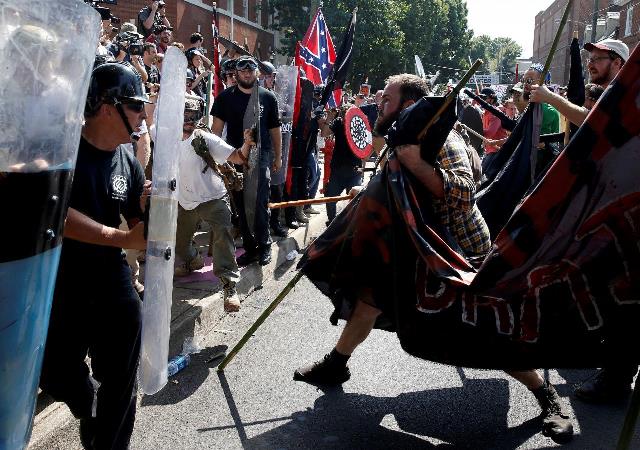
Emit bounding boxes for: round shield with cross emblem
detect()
[344,106,374,159]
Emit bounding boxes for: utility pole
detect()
[590,0,599,43]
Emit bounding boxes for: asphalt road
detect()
[31,263,638,450]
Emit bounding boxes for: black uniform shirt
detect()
[61,137,145,266]
[212,85,281,168]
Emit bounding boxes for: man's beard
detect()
[373,106,400,135]
[589,69,609,86]
[237,78,256,89]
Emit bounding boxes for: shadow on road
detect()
[200,377,542,449]
[139,345,228,407]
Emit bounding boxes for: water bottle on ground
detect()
[167,353,190,377]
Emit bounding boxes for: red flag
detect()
[211,2,223,96]
[285,43,303,194]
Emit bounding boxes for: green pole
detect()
[616,377,640,450]
[218,271,304,371]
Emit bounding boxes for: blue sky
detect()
[465,0,553,58]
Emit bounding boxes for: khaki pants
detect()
[176,196,240,283]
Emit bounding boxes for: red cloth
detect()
[482,111,508,154]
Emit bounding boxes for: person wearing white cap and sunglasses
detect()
[529,38,629,127]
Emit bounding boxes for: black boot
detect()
[294,350,351,385]
[531,381,574,444]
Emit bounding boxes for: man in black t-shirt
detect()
[39,62,150,450]
[211,55,282,266]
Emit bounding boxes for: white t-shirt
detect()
[179,130,235,210]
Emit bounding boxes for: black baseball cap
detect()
[479,87,497,99]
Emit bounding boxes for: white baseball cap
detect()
[584,39,629,62]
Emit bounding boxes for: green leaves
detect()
[268,0,518,90]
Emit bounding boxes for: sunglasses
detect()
[235,60,257,71]
[523,77,537,85]
[122,101,145,113]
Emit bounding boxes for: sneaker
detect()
[304,206,321,215]
[223,282,241,312]
[532,381,574,444]
[286,220,299,229]
[575,370,633,404]
[293,354,351,386]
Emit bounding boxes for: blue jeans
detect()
[325,166,362,222]
[307,150,320,200]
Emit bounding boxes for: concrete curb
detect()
[28,206,332,448]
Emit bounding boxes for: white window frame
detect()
[242,0,248,19]
[625,6,634,36]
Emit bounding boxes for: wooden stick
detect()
[268,194,353,209]
[457,122,489,143]
[218,271,304,371]
[418,59,483,140]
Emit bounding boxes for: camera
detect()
[153,24,173,34]
[129,43,145,56]
[115,32,144,56]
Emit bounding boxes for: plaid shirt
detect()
[431,131,491,258]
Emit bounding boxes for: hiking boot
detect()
[223,281,240,312]
[293,354,351,386]
[575,370,632,404]
[295,207,309,223]
[189,253,205,271]
[532,381,574,444]
[304,206,320,215]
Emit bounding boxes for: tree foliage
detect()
[267,0,516,90]
[469,35,522,81]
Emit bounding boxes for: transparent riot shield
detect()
[0,1,100,448]
[139,46,187,394]
[271,65,298,186]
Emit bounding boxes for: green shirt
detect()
[541,103,560,135]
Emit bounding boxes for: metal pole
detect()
[590,0,599,43]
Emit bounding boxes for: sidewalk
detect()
[28,200,338,449]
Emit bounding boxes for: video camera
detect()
[115,32,145,56]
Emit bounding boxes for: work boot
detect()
[303,205,320,215]
[236,249,259,266]
[531,381,574,444]
[189,252,205,271]
[222,280,240,312]
[286,220,299,229]
[575,369,632,404]
[294,353,351,386]
[271,225,288,238]
[295,206,309,223]
[259,246,272,266]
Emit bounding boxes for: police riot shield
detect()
[140,47,187,394]
[0,1,99,448]
[271,65,298,186]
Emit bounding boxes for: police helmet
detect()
[85,62,151,116]
[221,58,237,75]
[260,61,276,75]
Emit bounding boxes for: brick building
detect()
[107,0,279,62]
[616,0,640,53]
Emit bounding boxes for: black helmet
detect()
[221,58,236,75]
[260,61,276,75]
[85,62,151,116]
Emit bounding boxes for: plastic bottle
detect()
[167,353,190,377]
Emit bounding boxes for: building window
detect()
[243,0,248,19]
[625,6,634,36]
[256,0,262,26]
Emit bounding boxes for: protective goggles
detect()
[184,109,204,123]
[235,59,258,71]
[122,101,146,113]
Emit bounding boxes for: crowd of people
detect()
[20,1,636,448]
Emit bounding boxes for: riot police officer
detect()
[39,61,150,450]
